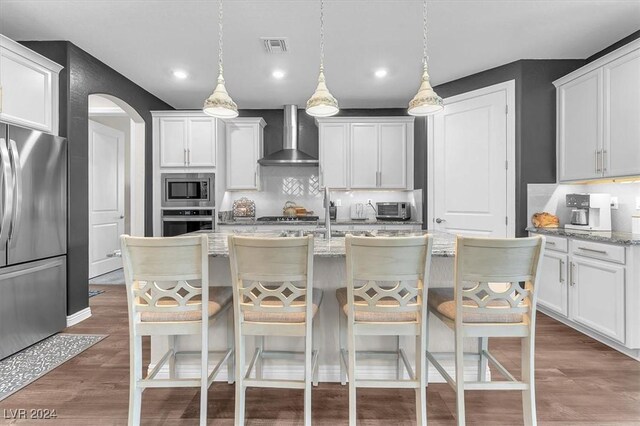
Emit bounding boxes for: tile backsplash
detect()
[528,182,640,232]
[219,166,422,221]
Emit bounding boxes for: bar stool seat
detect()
[140,287,233,322]
[335,287,417,322]
[243,288,323,323]
[427,287,524,323]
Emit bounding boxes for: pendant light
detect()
[203,0,238,118]
[408,0,443,116]
[306,0,339,117]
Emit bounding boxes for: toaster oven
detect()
[376,202,411,221]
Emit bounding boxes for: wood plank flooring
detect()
[1,284,639,425]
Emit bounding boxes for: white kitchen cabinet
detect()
[570,256,625,343]
[378,123,407,188]
[317,117,413,190]
[158,116,217,168]
[318,123,348,189]
[0,34,62,135]
[603,48,640,177]
[226,118,265,190]
[350,123,379,188]
[555,39,640,182]
[557,69,602,181]
[538,250,569,317]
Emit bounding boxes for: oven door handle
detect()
[161,217,213,222]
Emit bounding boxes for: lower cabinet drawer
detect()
[572,240,626,264]
[544,235,568,252]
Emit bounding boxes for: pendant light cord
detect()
[218,0,224,76]
[320,0,325,71]
[422,0,428,68]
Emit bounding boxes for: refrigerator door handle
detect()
[8,139,22,248]
[0,138,13,247]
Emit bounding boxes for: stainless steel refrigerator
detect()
[0,123,67,360]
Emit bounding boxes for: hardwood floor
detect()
[1,284,639,425]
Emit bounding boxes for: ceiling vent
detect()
[261,37,288,54]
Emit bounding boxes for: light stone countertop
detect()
[218,219,423,226]
[194,229,455,257]
[526,227,640,246]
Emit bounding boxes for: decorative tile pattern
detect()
[0,334,106,401]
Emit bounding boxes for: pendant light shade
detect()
[306,68,339,117]
[204,74,238,118]
[306,0,339,117]
[203,0,238,119]
[408,64,443,116]
[408,0,442,116]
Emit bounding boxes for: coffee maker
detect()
[565,193,612,231]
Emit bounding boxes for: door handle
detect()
[570,262,576,286]
[577,246,607,254]
[595,149,599,173]
[602,149,607,173]
[119,215,124,219]
[0,138,13,247]
[559,259,565,283]
[8,139,21,248]
[187,149,191,165]
[184,148,187,165]
[435,218,446,224]
[106,249,121,258]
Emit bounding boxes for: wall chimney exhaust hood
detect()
[258,105,318,166]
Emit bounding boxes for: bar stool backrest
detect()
[345,235,433,319]
[454,236,545,324]
[228,235,314,320]
[120,234,209,324]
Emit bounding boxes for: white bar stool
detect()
[426,235,545,426]
[228,235,322,426]
[120,234,234,426]
[337,234,433,425]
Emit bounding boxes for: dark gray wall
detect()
[586,29,640,63]
[21,41,174,316]
[430,59,583,236]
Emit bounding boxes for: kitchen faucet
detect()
[316,186,331,239]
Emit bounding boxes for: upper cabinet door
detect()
[159,118,188,167]
[378,123,407,189]
[187,118,216,167]
[350,123,378,188]
[603,49,640,178]
[0,36,62,135]
[319,123,348,189]
[558,69,603,182]
[226,122,261,190]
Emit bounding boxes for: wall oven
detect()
[162,209,214,237]
[162,173,214,208]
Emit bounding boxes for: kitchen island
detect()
[149,230,488,383]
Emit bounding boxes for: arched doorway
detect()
[87,94,146,279]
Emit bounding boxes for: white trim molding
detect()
[66,307,92,327]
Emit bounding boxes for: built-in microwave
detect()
[161,173,214,208]
[376,202,411,221]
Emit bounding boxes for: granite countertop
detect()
[526,227,640,246]
[218,219,422,226]
[195,229,455,258]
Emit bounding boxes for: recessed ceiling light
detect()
[272,70,285,79]
[374,69,388,78]
[172,70,188,80]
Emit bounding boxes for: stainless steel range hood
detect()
[258,105,318,166]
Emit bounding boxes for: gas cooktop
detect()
[257,216,320,222]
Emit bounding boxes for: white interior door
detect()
[430,81,514,237]
[89,120,125,278]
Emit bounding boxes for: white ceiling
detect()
[1,0,638,109]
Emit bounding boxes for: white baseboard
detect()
[66,307,92,327]
[148,357,490,384]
